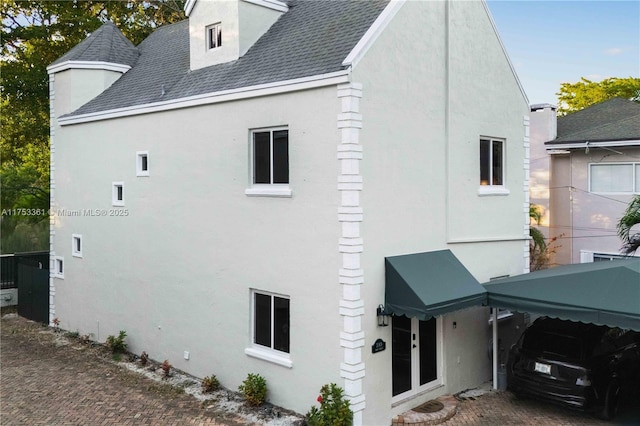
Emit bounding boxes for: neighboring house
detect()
[47,0,529,423]
[530,98,640,266]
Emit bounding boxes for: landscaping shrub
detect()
[238,373,267,406]
[306,383,353,426]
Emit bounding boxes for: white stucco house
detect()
[48,0,529,423]
[530,99,640,266]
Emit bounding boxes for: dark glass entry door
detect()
[392,315,438,397]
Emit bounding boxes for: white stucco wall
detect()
[350,1,528,423]
[51,86,344,414]
[53,69,123,117]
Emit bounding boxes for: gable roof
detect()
[51,21,139,68]
[62,0,389,119]
[546,98,640,146]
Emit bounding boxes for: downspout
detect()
[492,308,498,390]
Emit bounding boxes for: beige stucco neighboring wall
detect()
[351,1,528,423]
[51,86,343,414]
[550,148,640,264]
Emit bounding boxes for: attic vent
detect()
[207,23,222,50]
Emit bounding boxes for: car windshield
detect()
[522,330,584,360]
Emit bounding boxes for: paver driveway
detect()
[0,315,247,426]
[2,314,639,425]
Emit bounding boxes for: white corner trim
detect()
[47,60,131,75]
[477,186,510,196]
[58,71,350,126]
[242,0,289,13]
[244,347,293,368]
[481,0,529,106]
[342,0,406,68]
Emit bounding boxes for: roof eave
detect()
[58,70,351,126]
[544,139,640,151]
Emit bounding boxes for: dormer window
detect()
[207,23,222,50]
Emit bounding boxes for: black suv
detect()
[507,317,640,420]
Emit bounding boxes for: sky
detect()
[486,0,640,105]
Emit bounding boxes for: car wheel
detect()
[599,382,620,421]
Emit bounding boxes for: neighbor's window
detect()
[136,151,149,177]
[253,291,290,353]
[112,182,124,206]
[72,234,82,258]
[245,128,291,197]
[480,138,504,186]
[590,163,639,193]
[206,23,222,50]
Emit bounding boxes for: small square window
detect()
[206,23,222,50]
[136,151,149,177]
[54,256,64,279]
[72,234,82,258]
[112,182,124,206]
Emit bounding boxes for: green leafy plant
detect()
[306,383,353,426]
[64,330,79,338]
[201,374,220,393]
[105,330,127,354]
[140,351,149,366]
[161,360,172,377]
[238,373,267,406]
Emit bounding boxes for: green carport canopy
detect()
[483,258,640,331]
[385,250,487,321]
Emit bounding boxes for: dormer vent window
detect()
[207,23,222,50]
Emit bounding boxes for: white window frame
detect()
[478,137,510,196]
[112,182,125,206]
[53,256,64,279]
[72,234,83,258]
[245,127,292,197]
[206,22,222,50]
[244,289,292,368]
[588,162,640,194]
[136,151,149,177]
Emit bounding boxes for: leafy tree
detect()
[556,77,640,115]
[1,0,185,253]
[617,195,640,256]
[529,204,560,271]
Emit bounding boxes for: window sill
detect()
[244,347,293,368]
[245,186,292,198]
[477,186,510,196]
[136,172,149,177]
[72,253,82,258]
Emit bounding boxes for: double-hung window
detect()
[245,290,292,368]
[479,137,509,195]
[590,163,640,193]
[246,128,291,197]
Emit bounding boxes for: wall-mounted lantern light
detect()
[377,304,390,327]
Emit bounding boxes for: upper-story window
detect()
[136,151,149,177]
[590,163,640,193]
[480,138,504,186]
[72,234,83,258]
[207,23,222,50]
[478,137,509,196]
[245,127,291,197]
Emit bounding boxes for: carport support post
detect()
[492,309,498,390]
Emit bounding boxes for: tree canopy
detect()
[1,0,185,253]
[618,195,640,256]
[556,77,640,115]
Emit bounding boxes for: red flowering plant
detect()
[305,383,353,426]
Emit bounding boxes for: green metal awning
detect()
[385,250,487,321]
[483,259,640,331]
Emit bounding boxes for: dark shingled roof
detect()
[546,98,640,145]
[64,0,389,117]
[51,21,139,67]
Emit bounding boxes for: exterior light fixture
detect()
[377,304,389,327]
